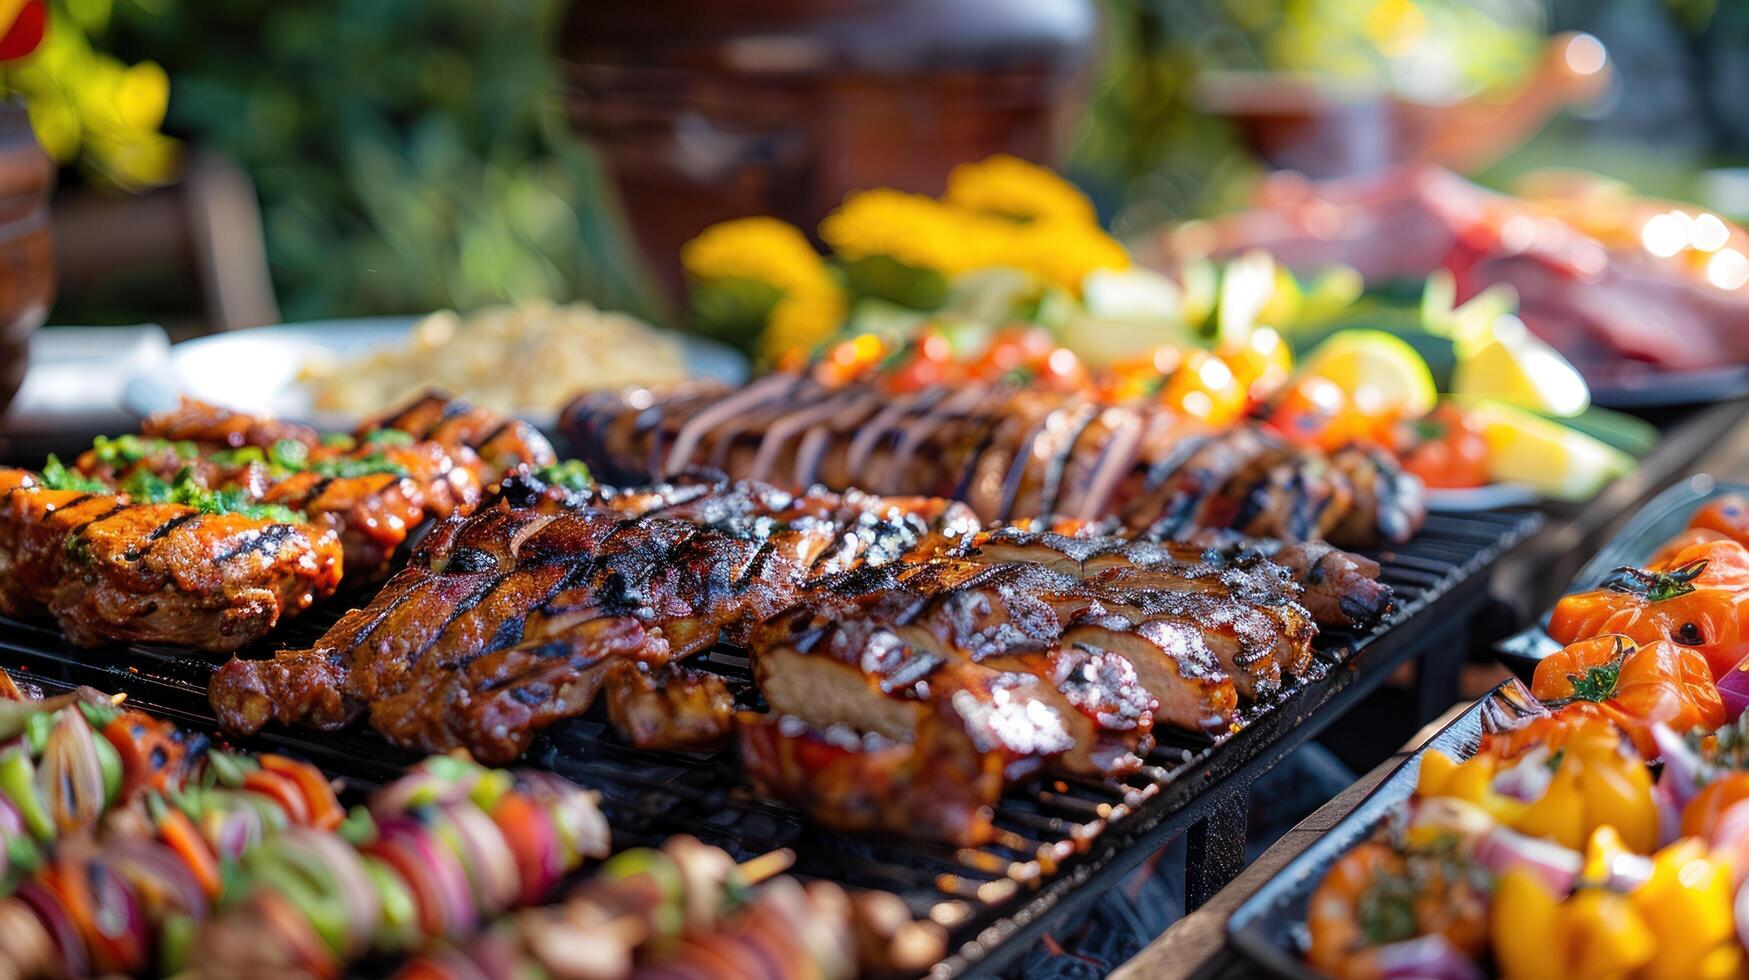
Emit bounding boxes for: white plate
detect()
[123,316,749,431]
[1425,483,1541,512]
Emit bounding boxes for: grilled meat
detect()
[559,377,1426,548]
[739,710,1005,847]
[0,469,341,651]
[138,397,320,450]
[603,664,737,751]
[359,389,557,481]
[211,480,978,761]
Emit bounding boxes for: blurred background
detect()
[33,0,1749,334]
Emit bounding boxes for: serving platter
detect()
[121,316,750,432]
[1495,472,1749,681]
[1224,680,1538,979]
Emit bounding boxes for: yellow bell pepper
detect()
[1416,732,1657,853]
[1491,866,1655,980]
[1630,839,1742,980]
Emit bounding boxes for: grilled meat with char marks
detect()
[560,377,1426,548]
[359,390,557,481]
[137,397,320,450]
[211,479,978,761]
[0,469,341,651]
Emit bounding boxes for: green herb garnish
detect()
[37,455,109,494]
[320,432,357,451]
[268,438,310,470]
[120,469,304,524]
[306,452,409,480]
[90,434,197,468]
[1356,874,1418,946]
[208,446,267,467]
[533,460,592,494]
[362,428,415,448]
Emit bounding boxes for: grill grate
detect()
[0,506,1542,978]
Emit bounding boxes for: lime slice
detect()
[1298,328,1439,417]
[1451,315,1589,417]
[1467,399,1634,501]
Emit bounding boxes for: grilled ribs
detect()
[561,377,1426,549]
[0,469,342,651]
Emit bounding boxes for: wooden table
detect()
[1115,399,1749,979]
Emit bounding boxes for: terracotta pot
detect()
[560,0,1097,296]
[0,99,54,420]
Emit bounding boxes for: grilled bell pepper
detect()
[1531,634,1724,757]
[1630,838,1741,980]
[1550,539,1749,680]
[1419,716,1658,853]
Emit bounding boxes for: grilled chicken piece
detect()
[361,390,557,481]
[138,397,320,450]
[738,709,1004,846]
[560,379,1426,548]
[602,664,736,751]
[1062,615,1238,734]
[0,469,341,651]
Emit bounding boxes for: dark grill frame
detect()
[0,507,1541,979]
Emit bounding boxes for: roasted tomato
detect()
[1397,404,1489,489]
[1530,634,1724,758]
[1650,527,1730,568]
[1549,539,1749,680]
[1305,840,1488,980]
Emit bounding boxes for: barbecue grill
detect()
[0,507,1540,978]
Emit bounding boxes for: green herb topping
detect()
[362,428,415,448]
[89,434,198,468]
[121,469,305,524]
[533,460,592,494]
[37,455,110,494]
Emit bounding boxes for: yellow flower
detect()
[681,216,838,299]
[944,153,1098,227]
[820,188,1001,276]
[683,217,846,359]
[1000,220,1131,293]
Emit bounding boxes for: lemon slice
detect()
[1451,315,1590,418]
[1467,399,1634,501]
[1298,329,1439,417]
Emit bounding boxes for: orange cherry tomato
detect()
[1689,493,1749,548]
[1218,327,1293,403]
[1683,772,1749,839]
[1398,405,1490,489]
[1160,349,1247,425]
[1101,348,1181,403]
[1266,374,1355,450]
[1550,538,1749,680]
[1530,634,1724,758]
[1651,528,1731,568]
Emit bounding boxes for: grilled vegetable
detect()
[1550,539,1749,680]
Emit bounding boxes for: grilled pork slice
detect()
[1060,615,1238,735]
[361,390,557,480]
[1329,445,1428,549]
[1174,530,1393,629]
[0,469,341,651]
[738,710,1005,847]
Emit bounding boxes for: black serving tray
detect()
[1225,680,1541,979]
[1496,473,1749,682]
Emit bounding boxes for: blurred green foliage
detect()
[1073,0,1543,232]
[96,0,659,323]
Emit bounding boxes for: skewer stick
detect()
[737,847,795,885]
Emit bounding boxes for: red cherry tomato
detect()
[1398,404,1489,489]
